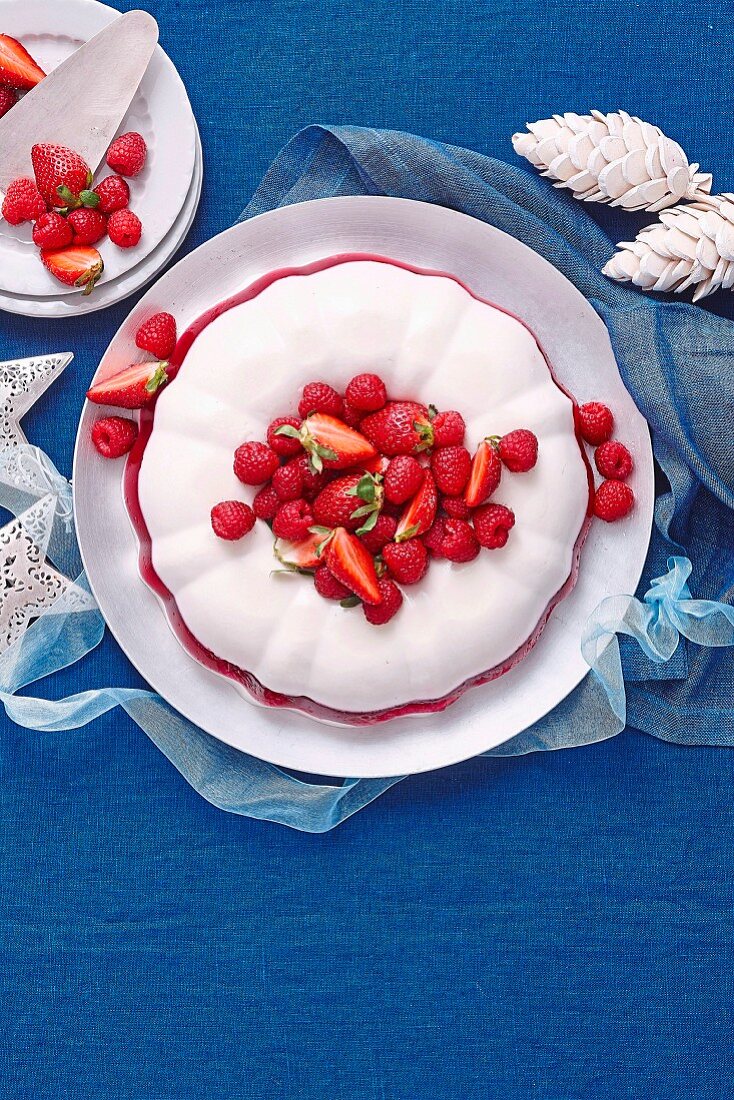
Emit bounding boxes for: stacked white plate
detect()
[0,0,202,317]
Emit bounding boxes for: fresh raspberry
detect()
[67,207,107,245]
[135,312,177,360]
[211,500,256,540]
[577,402,614,446]
[441,494,470,520]
[595,440,633,481]
[498,429,538,473]
[361,401,433,456]
[423,516,447,557]
[107,208,142,248]
[298,381,343,419]
[431,445,472,495]
[382,538,428,585]
[272,459,305,501]
[1,177,46,225]
[267,415,302,457]
[345,372,387,412]
[342,402,364,428]
[293,454,328,499]
[473,503,515,549]
[384,455,424,504]
[363,577,403,625]
[0,86,17,120]
[106,131,147,177]
[91,415,138,459]
[253,484,280,520]
[441,518,480,563]
[94,174,130,214]
[32,211,72,249]
[593,480,635,522]
[314,567,351,601]
[359,513,397,555]
[432,409,465,447]
[272,498,314,540]
[233,441,280,484]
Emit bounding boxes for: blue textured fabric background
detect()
[2,1,734,1097]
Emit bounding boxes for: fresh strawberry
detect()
[359,513,397,555]
[0,86,17,119]
[272,460,305,501]
[0,34,45,89]
[595,440,633,481]
[272,499,314,541]
[431,445,471,495]
[135,312,177,360]
[108,208,142,248]
[233,441,280,485]
[31,144,92,208]
[383,455,424,505]
[383,538,428,585]
[106,132,147,177]
[363,577,403,625]
[395,469,438,541]
[431,409,465,446]
[87,361,169,408]
[473,504,515,549]
[253,484,280,521]
[465,439,502,508]
[298,381,344,419]
[312,472,383,533]
[2,178,46,225]
[94,174,130,214]
[32,211,72,249]
[41,245,103,295]
[345,372,387,412]
[91,416,137,459]
[498,429,538,473]
[441,518,480,563]
[313,567,351,601]
[576,402,614,446]
[593,480,634,522]
[273,531,326,571]
[211,501,256,541]
[361,400,433,456]
[67,207,107,245]
[282,413,377,472]
[325,527,381,605]
[441,494,470,520]
[267,416,302,457]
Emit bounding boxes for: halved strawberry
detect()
[86,361,169,409]
[0,35,45,89]
[324,527,381,604]
[41,246,103,296]
[465,439,502,508]
[277,413,377,472]
[395,470,438,541]
[31,143,93,208]
[273,531,327,572]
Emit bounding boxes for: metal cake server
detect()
[0,10,159,192]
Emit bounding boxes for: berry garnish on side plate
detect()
[136,313,177,360]
[31,143,93,208]
[94,175,130,214]
[576,401,614,446]
[0,85,17,119]
[41,245,103,295]
[67,207,107,246]
[32,211,73,249]
[91,416,137,459]
[1,178,47,225]
[0,34,45,89]
[593,479,635,522]
[106,132,147,177]
[108,208,142,248]
[87,360,169,408]
[595,440,633,480]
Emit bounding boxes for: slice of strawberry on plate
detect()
[324,527,381,604]
[279,413,377,472]
[40,245,103,295]
[86,361,170,409]
[395,469,438,541]
[274,531,327,572]
[465,439,502,508]
[0,34,45,90]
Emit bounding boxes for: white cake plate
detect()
[73,197,654,779]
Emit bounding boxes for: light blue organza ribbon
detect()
[3,125,734,831]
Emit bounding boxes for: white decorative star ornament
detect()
[0,493,95,656]
[0,352,73,450]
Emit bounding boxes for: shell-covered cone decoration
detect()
[603,194,734,302]
[512,111,713,213]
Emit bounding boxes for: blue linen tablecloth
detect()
[2,1,733,1097]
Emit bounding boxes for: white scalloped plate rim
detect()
[73,196,654,779]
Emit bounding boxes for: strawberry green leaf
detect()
[274,425,301,439]
[340,596,361,608]
[80,189,100,209]
[314,444,339,461]
[350,503,378,519]
[355,511,379,535]
[396,523,420,542]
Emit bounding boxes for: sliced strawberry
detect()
[395,470,438,541]
[273,531,327,572]
[465,439,502,508]
[0,35,45,89]
[40,246,103,296]
[325,527,381,604]
[86,361,169,409]
[297,413,377,471]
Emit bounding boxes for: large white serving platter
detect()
[73,196,654,779]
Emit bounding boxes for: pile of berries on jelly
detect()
[210,374,545,627]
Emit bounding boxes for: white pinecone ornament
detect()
[603,194,734,302]
[512,111,712,213]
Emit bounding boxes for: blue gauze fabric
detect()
[2,125,734,831]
